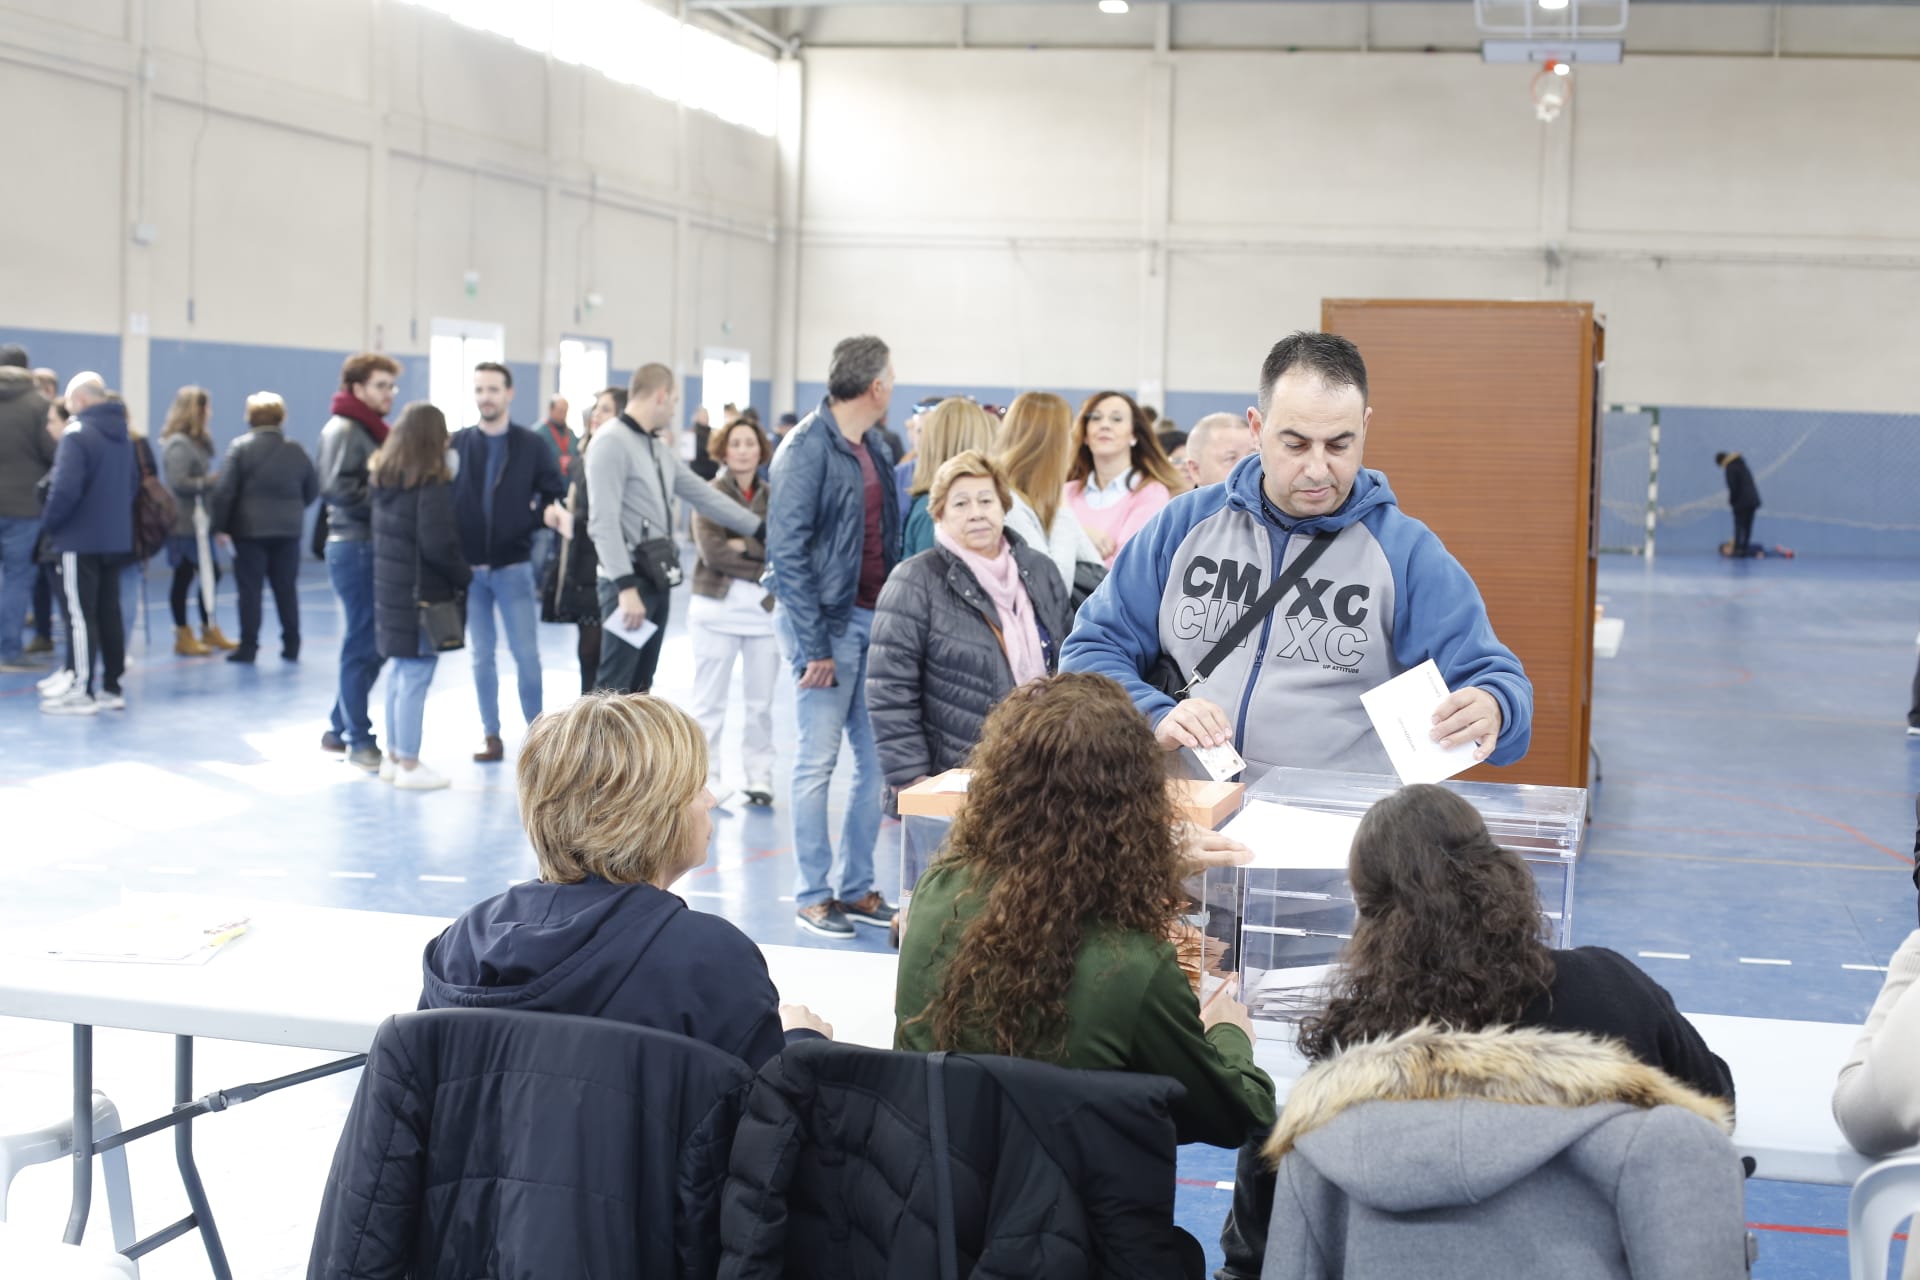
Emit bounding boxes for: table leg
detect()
[174,1035,233,1280]
[62,1023,95,1245]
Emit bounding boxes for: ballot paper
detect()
[46,896,251,965]
[1360,659,1479,786]
[1193,741,1246,783]
[1218,800,1362,871]
[602,612,659,652]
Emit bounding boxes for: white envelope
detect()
[1360,659,1479,786]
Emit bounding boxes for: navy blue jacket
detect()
[449,423,566,568]
[42,400,137,556]
[764,399,900,664]
[420,876,806,1070]
[309,1008,753,1280]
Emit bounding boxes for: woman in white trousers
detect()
[686,418,778,807]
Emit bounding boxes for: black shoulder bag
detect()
[627,425,684,591]
[415,492,467,652]
[1144,530,1336,700]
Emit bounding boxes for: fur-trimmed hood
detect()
[1263,1024,1734,1215]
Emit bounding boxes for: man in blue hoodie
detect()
[1063,331,1532,782]
[39,374,137,715]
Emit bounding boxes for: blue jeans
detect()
[325,540,385,750]
[0,516,39,661]
[776,605,882,909]
[467,561,542,738]
[384,646,439,761]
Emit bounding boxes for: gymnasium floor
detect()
[2,551,1916,1278]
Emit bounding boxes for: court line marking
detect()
[1738,957,1792,966]
[1843,964,1892,973]
[417,874,467,884]
[328,870,376,879]
[147,866,195,875]
[1636,951,1691,960]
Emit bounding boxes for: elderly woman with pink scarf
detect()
[867,450,1075,802]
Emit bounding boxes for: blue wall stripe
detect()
[0,327,123,397]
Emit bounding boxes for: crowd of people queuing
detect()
[7,330,1918,1277]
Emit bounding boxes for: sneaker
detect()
[94,690,126,711]
[840,891,898,929]
[225,650,256,664]
[40,691,98,716]
[379,755,395,783]
[393,762,450,791]
[320,731,347,754]
[346,745,384,772]
[37,668,74,698]
[796,901,856,940]
[1908,726,1920,738]
[743,783,775,807]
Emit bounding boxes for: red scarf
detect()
[330,391,391,444]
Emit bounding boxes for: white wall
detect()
[0,0,781,415]
[793,12,1920,414]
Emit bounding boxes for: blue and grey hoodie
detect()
[41,399,137,556]
[419,876,815,1070]
[1061,457,1532,778]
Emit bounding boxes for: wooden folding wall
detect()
[1321,299,1602,790]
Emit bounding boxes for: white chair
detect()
[1848,1152,1920,1280]
[0,1091,137,1256]
[0,1221,138,1278]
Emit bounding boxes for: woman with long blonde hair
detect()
[993,391,1102,596]
[160,385,237,654]
[1064,389,1186,566]
[899,398,998,558]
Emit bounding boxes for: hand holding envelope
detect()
[1361,660,1503,786]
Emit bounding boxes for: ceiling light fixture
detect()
[1538,0,1571,10]
[1098,0,1130,13]
[1552,59,1571,75]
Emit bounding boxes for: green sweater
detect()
[901,493,934,559]
[894,860,1278,1149]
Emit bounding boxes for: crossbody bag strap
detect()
[1178,529,1337,696]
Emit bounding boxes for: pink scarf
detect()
[935,525,1049,687]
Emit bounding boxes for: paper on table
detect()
[46,896,251,965]
[930,773,970,794]
[1219,800,1361,870]
[1360,659,1478,785]
[602,612,659,651]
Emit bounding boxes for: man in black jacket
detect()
[1714,450,1761,557]
[452,362,568,763]
[317,352,401,771]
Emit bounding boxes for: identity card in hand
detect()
[1193,741,1246,782]
[1360,660,1478,786]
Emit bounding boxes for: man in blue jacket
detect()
[1063,331,1532,782]
[764,335,902,941]
[40,374,137,716]
[452,362,568,762]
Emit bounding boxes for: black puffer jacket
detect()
[717,1037,1196,1280]
[866,530,1073,787]
[209,427,318,540]
[371,478,470,659]
[309,1008,753,1280]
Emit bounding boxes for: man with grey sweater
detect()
[588,362,761,694]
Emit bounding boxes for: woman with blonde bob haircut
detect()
[900,398,998,558]
[994,391,1102,596]
[419,692,830,1066]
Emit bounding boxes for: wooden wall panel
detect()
[1321,299,1598,790]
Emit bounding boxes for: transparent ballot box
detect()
[1195,767,1586,1027]
[897,770,1245,905]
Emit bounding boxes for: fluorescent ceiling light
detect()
[1098,0,1130,13]
[1538,0,1571,9]
[1552,60,1571,75]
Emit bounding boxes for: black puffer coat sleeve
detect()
[866,558,937,788]
[714,1053,807,1280]
[308,1015,425,1277]
[415,480,471,595]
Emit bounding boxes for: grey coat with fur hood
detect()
[1263,1024,1752,1280]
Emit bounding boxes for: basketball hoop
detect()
[1531,61,1573,122]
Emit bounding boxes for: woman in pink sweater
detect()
[1063,390,1187,566]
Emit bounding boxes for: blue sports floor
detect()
[2,551,1917,1277]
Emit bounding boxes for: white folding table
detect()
[0,901,1892,1276]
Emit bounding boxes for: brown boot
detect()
[174,624,212,656]
[201,622,239,651]
[473,735,505,763]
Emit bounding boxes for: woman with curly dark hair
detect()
[1217,783,1735,1279]
[893,671,1276,1149]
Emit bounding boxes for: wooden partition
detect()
[1321,299,1602,790]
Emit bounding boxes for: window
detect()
[701,349,752,426]
[429,319,504,426]
[557,336,611,435]
[403,0,778,137]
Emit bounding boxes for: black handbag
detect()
[415,533,466,652]
[627,421,684,592]
[1145,530,1336,700]
[1069,559,1107,614]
